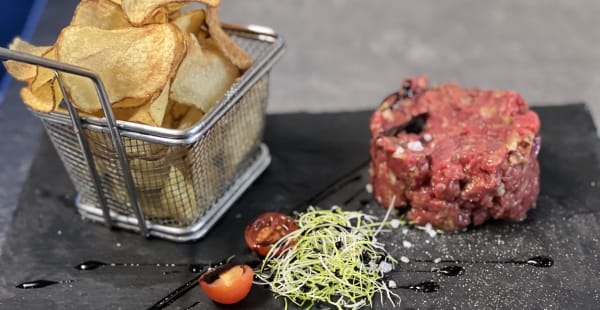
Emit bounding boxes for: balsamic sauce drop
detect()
[75,261,107,270]
[435,265,465,276]
[16,280,72,289]
[525,256,554,268]
[401,281,440,293]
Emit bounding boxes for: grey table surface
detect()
[0,0,599,254]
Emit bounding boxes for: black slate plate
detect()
[0,104,599,310]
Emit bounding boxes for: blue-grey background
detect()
[1,0,599,253]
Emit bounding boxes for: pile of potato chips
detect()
[3,0,253,130]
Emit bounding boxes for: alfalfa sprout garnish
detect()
[256,206,401,309]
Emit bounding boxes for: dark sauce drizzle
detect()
[16,279,73,289]
[395,265,465,277]
[183,301,200,310]
[74,260,208,271]
[17,165,554,306]
[413,256,553,268]
[146,275,200,310]
[400,281,440,293]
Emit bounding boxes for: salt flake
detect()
[380,261,393,273]
[407,140,424,151]
[394,146,405,155]
[388,280,397,289]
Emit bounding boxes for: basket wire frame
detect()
[0,24,284,241]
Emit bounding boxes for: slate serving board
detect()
[0,104,598,310]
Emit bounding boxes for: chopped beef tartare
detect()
[369,76,541,231]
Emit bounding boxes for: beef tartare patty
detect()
[369,76,541,231]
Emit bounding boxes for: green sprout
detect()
[256,206,402,309]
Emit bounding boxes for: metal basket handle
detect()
[0,47,150,237]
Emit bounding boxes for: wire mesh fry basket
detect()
[0,24,284,241]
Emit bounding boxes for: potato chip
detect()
[171,9,205,34]
[121,0,219,26]
[162,106,175,128]
[19,79,63,112]
[3,38,52,82]
[86,130,166,159]
[70,0,131,30]
[158,164,198,223]
[205,7,253,70]
[128,84,170,126]
[112,96,152,109]
[176,106,205,129]
[170,101,191,120]
[170,34,238,113]
[56,24,184,113]
[130,157,169,191]
[31,47,57,91]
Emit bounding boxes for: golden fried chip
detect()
[170,34,238,113]
[121,0,219,26]
[31,47,57,91]
[170,101,191,120]
[113,96,152,109]
[56,24,184,113]
[162,107,175,128]
[205,6,253,70]
[128,84,170,126]
[19,79,63,113]
[3,38,52,82]
[130,157,169,191]
[158,164,198,223]
[86,129,166,159]
[70,0,130,29]
[171,9,205,34]
[176,106,205,129]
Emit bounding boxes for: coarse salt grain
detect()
[402,240,413,248]
[433,258,442,264]
[400,256,410,263]
[423,133,432,142]
[388,280,397,289]
[365,184,373,193]
[380,261,393,273]
[390,219,401,229]
[394,146,405,155]
[407,140,424,152]
[425,223,437,237]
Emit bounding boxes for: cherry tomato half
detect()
[199,264,254,304]
[244,212,297,257]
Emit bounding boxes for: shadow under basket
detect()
[25,24,284,241]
